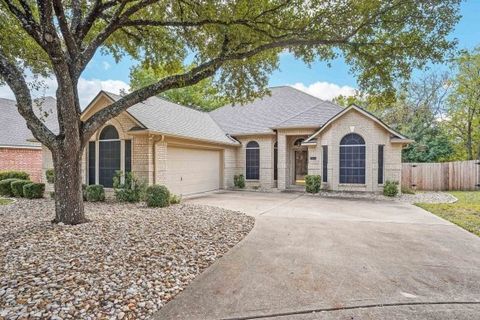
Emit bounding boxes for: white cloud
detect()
[0,75,130,108]
[102,61,111,70]
[290,81,357,101]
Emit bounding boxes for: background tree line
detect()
[132,47,480,163]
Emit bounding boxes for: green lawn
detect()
[0,197,14,205]
[416,191,480,237]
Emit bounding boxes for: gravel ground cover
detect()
[313,190,457,204]
[0,199,254,320]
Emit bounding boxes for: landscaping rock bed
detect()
[0,199,254,320]
[311,190,457,204]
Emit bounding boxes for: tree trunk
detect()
[52,146,86,225]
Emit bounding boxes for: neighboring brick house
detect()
[41,86,412,195]
[0,97,57,182]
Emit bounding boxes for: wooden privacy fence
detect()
[402,160,480,191]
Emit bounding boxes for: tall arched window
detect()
[274,142,278,181]
[339,133,365,184]
[99,125,121,187]
[246,141,260,180]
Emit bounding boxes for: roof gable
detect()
[304,105,411,143]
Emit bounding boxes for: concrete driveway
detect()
[154,191,480,319]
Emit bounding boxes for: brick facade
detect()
[0,147,43,182]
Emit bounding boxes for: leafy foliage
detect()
[11,180,32,197]
[444,48,480,160]
[130,63,228,111]
[0,171,29,181]
[234,174,246,189]
[145,185,170,208]
[23,183,45,199]
[85,185,105,202]
[112,171,145,203]
[45,169,55,184]
[305,175,321,194]
[383,180,399,197]
[0,178,19,196]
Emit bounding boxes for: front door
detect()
[295,150,308,184]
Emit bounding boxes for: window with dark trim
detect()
[274,142,278,180]
[125,140,132,173]
[322,145,328,182]
[246,141,260,180]
[378,145,384,184]
[339,133,366,184]
[88,141,96,185]
[99,126,121,187]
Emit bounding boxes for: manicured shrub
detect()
[85,184,105,202]
[45,169,55,184]
[145,185,170,208]
[169,194,181,205]
[383,180,399,197]
[23,183,45,199]
[11,180,32,197]
[0,171,29,181]
[0,178,20,196]
[113,171,145,203]
[234,174,245,188]
[305,175,321,193]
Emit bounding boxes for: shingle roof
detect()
[209,86,344,135]
[103,92,238,145]
[0,96,58,148]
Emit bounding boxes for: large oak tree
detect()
[0,0,460,224]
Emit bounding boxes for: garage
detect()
[166,147,221,195]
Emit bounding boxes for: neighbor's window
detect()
[339,133,366,184]
[378,145,384,184]
[322,145,328,182]
[274,142,278,180]
[246,141,260,180]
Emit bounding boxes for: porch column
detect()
[277,133,288,190]
[154,140,168,185]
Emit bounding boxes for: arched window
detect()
[99,125,119,140]
[99,125,121,187]
[246,141,260,180]
[274,142,278,181]
[339,133,365,184]
[293,138,304,146]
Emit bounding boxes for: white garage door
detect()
[166,147,221,195]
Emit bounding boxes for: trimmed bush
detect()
[0,178,19,196]
[305,175,321,193]
[169,194,181,205]
[234,174,245,189]
[145,185,170,208]
[23,183,45,199]
[0,171,29,181]
[11,180,32,197]
[45,169,55,184]
[113,171,145,203]
[85,185,105,202]
[383,180,399,197]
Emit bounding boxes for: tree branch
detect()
[0,50,57,148]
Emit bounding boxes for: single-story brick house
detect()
[42,86,412,195]
[0,97,57,182]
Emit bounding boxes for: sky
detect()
[0,1,479,107]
